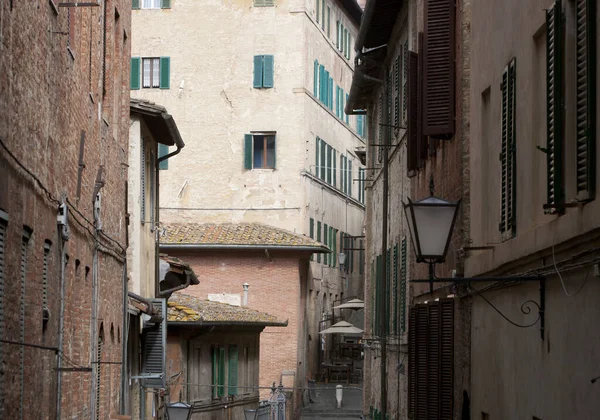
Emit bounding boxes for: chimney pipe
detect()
[243,283,249,306]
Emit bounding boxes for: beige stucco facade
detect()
[131,0,365,400]
[468,0,600,418]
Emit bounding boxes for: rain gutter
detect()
[168,320,289,328]
[160,243,330,253]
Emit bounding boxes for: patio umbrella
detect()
[333,299,365,310]
[319,320,363,335]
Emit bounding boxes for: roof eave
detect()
[167,320,289,328]
[160,243,331,254]
[130,99,185,148]
[354,0,404,52]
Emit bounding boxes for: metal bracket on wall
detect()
[410,275,546,340]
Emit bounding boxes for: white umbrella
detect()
[333,299,365,310]
[319,320,363,335]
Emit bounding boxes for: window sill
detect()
[250,168,276,172]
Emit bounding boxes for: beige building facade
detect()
[468,0,600,418]
[131,0,366,395]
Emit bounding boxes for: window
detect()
[323,223,329,265]
[244,133,276,169]
[253,55,274,88]
[309,218,315,261]
[315,137,320,175]
[212,347,225,397]
[358,168,365,204]
[356,114,365,137]
[130,57,170,89]
[316,221,322,263]
[43,241,51,329]
[254,0,274,6]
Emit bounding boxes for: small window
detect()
[254,0,274,6]
[253,55,274,88]
[142,58,160,88]
[139,57,169,89]
[244,134,276,169]
[142,0,161,9]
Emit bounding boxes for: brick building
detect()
[346,0,471,418]
[0,1,131,419]
[159,222,328,416]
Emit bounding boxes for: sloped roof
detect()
[160,223,329,252]
[130,98,184,147]
[167,293,287,327]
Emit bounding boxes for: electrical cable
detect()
[551,243,592,297]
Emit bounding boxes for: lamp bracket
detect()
[410,275,546,340]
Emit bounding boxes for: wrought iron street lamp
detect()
[165,401,193,420]
[403,178,546,339]
[403,180,460,294]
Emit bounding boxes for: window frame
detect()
[245,132,276,170]
[142,57,160,89]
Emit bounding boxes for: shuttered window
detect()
[0,213,6,399]
[140,57,170,89]
[386,248,391,335]
[314,60,319,96]
[228,346,238,395]
[316,0,320,22]
[327,7,330,38]
[392,244,398,334]
[43,241,51,310]
[130,57,141,90]
[403,40,409,126]
[378,95,383,163]
[407,51,419,173]
[375,255,382,336]
[345,93,349,123]
[211,347,226,397]
[347,160,352,197]
[400,237,407,332]
[309,218,315,261]
[359,240,364,275]
[253,55,274,88]
[316,221,322,263]
[499,59,517,236]
[324,224,329,266]
[132,0,140,9]
[320,138,326,180]
[327,144,332,184]
[315,137,320,175]
[254,0,274,6]
[96,330,103,419]
[546,2,564,212]
[20,228,30,415]
[423,0,455,137]
[332,228,337,267]
[575,0,596,201]
[141,298,167,388]
[244,134,276,169]
[408,299,454,420]
[158,144,169,170]
[333,149,337,187]
[394,53,401,130]
[140,140,146,222]
[141,0,170,8]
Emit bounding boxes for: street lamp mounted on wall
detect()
[403,177,547,340]
[403,177,461,294]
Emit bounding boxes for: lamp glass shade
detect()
[166,402,192,420]
[404,196,460,261]
[338,252,347,265]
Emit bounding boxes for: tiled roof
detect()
[167,293,288,326]
[161,223,328,251]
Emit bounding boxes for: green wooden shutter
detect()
[327,145,332,184]
[158,144,169,170]
[161,0,171,9]
[327,7,331,37]
[317,221,321,263]
[228,346,238,395]
[218,347,225,397]
[575,0,596,201]
[315,137,320,175]
[310,218,314,260]
[130,57,141,90]
[321,0,325,29]
[347,160,352,197]
[336,21,340,49]
[320,140,326,180]
[329,77,333,110]
[159,57,170,89]
[263,55,274,88]
[324,223,328,265]
[345,93,349,123]
[244,134,253,170]
[314,60,319,96]
[272,136,276,169]
[400,237,407,332]
[333,149,337,187]
[546,2,564,212]
[212,348,218,397]
[132,0,140,10]
[393,244,398,334]
[253,56,263,88]
[500,59,517,234]
[319,65,325,101]
[332,228,337,267]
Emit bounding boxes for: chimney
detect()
[242,283,249,307]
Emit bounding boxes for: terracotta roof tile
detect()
[161,223,328,250]
[167,293,287,326]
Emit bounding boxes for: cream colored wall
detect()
[468,0,600,276]
[127,117,158,298]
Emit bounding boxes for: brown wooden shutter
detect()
[415,305,428,419]
[440,299,454,419]
[575,0,596,201]
[423,0,456,138]
[408,308,417,418]
[418,32,429,161]
[427,303,440,419]
[407,51,419,174]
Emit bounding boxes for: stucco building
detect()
[130,0,367,399]
[467,0,600,418]
[0,1,131,419]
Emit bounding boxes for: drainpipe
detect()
[120,261,128,415]
[55,228,67,420]
[379,63,389,420]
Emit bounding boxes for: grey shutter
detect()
[263,55,274,88]
[423,0,455,137]
[499,59,517,234]
[159,57,170,89]
[333,149,337,187]
[130,57,141,90]
[132,0,140,10]
[575,0,596,200]
[407,51,419,173]
[253,56,263,88]
[316,221,321,263]
[546,2,564,212]
[395,53,400,129]
[244,134,253,170]
[348,160,352,197]
[400,237,407,332]
[392,244,398,334]
[141,298,167,388]
[327,145,332,184]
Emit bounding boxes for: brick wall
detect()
[0,1,131,418]
[162,249,308,399]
